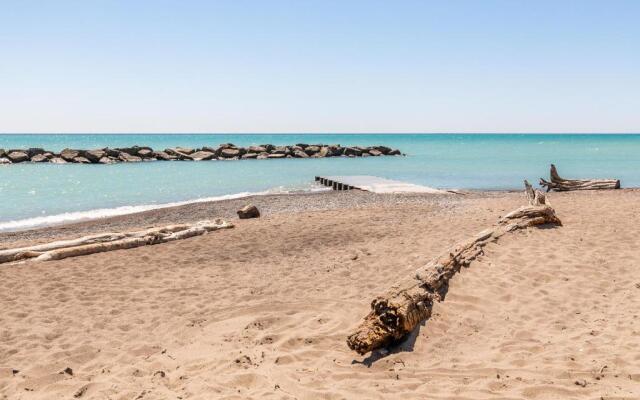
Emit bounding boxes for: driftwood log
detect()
[346,182,561,355]
[539,164,620,192]
[0,219,233,264]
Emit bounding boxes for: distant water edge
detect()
[1,134,639,230]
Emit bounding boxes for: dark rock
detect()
[27,148,45,158]
[115,146,140,156]
[304,145,321,155]
[295,143,309,148]
[174,147,194,155]
[237,204,260,219]
[220,148,240,158]
[318,147,331,157]
[165,148,193,160]
[293,150,309,158]
[218,143,237,149]
[272,146,290,155]
[83,149,106,163]
[72,156,91,164]
[190,151,216,161]
[118,153,142,162]
[42,152,54,159]
[256,152,270,159]
[30,154,49,163]
[374,146,392,155]
[260,144,275,152]
[388,149,401,155]
[0,149,5,157]
[98,157,116,164]
[137,148,154,158]
[104,148,120,157]
[343,147,362,157]
[154,151,176,161]
[7,151,29,163]
[248,146,267,153]
[60,148,80,162]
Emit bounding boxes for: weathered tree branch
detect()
[0,219,233,264]
[539,164,620,192]
[346,182,561,355]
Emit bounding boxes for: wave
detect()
[0,184,331,233]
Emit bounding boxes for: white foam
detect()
[0,185,331,232]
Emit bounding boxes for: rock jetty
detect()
[0,144,403,165]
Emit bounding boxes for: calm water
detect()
[1,134,638,231]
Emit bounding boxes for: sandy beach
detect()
[1,189,639,399]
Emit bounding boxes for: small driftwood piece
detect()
[346,182,561,355]
[539,164,620,192]
[0,219,233,264]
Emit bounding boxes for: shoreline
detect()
[0,189,484,247]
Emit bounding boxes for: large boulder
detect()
[368,149,383,156]
[98,157,116,164]
[60,148,80,162]
[304,146,321,156]
[165,148,193,160]
[293,150,309,158]
[7,151,29,163]
[272,146,290,155]
[260,144,275,152]
[83,149,106,163]
[343,147,363,157]
[241,153,258,159]
[199,146,218,154]
[190,150,216,161]
[27,148,45,158]
[237,204,260,219]
[49,157,67,164]
[137,148,154,158]
[104,148,120,157]
[373,146,392,155]
[318,147,331,157]
[220,148,240,158]
[247,145,267,153]
[118,153,142,162]
[154,151,177,161]
[30,154,49,163]
[72,156,91,164]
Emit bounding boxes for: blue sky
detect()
[1,0,638,133]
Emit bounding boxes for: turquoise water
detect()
[1,134,639,231]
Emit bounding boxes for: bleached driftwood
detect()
[346,182,561,355]
[0,219,233,264]
[539,164,620,192]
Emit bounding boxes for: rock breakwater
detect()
[0,144,403,165]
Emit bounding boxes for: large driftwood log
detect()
[0,219,233,264]
[539,164,620,192]
[346,182,561,355]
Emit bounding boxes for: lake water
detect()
[1,134,638,231]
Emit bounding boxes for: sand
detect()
[1,190,639,399]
